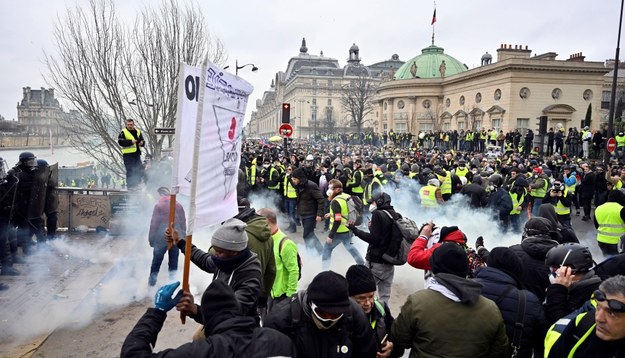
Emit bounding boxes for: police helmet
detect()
[422,168,432,176]
[305,154,314,161]
[19,152,35,162]
[545,243,594,274]
[37,159,49,167]
[401,163,410,173]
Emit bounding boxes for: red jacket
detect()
[148,196,186,247]
[407,229,466,270]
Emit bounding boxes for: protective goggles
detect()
[311,302,343,322]
[593,290,625,314]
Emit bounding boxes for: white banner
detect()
[172,62,253,233]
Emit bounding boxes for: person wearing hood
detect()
[264,270,378,358]
[348,191,397,303]
[537,204,579,244]
[392,242,509,357]
[290,167,325,255]
[234,198,276,319]
[166,218,262,322]
[509,217,561,302]
[473,247,546,358]
[460,175,489,208]
[121,280,297,358]
[489,174,514,229]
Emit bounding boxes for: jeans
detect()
[150,243,179,284]
[367,261,394,304]
[283,198,297,231]
[302,215,323,255]
[531,198,543,217]
[322,232,364,270]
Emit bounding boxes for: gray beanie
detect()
[211,218,248,251]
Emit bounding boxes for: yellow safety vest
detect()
[419,185,438,208]
[490,131,497,141]
[364,177,382,203]
[437,172,452,195]
[595,202,625,245]
[554,188,571,216]
[283,175,297,198]
[617,135,625,147]
[564,176,576,194]
[349,170,364,194]
[268,167,280,190]
[544,312,595,358]
[330,193,350,233]
[531,178,548,198]
[509,191,525,215]
[121,128,141,154]
[455,167,469,177]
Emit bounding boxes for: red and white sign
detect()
[279,123,294,138]
[607,137,617,153]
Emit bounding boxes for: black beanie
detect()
[487,247,524,283]
[345,265,377,296]
[291,167,306,180]
[307,271,350,315]
[429,242,469,277]
[201,280,239,332]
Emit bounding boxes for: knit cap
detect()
[211,218,248,252]
[307,271,350,314]
[486,247,524,283]
[345,265,377,296]
[429,242,469,277]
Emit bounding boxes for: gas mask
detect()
[262,163,270,169]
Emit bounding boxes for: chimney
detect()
[566,52,585,62]
[497,43,532,62]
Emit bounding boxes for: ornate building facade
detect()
[247,39,403,139]
[376,43,610,134]
[17,87,67,137]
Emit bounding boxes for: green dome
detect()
[394,44,467,80]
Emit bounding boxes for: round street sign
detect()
[607,137,617,153]
[279,123,294,138]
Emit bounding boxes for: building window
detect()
[328,80,333,87]
[492,118,501,131]
[312,98,317,106]
[474,120,482,130]
[397,100,405,109]
[583,89,593,101]
[384,102,387,110]
[519,87,530,99]
[420,122,433,131]
[443,122,450,130]
[517,118,529,131]
[328,99,332,106]
[423,99,431,109]
[552,88,562,100]
[476,92,482,103]
[458,122,465,130]
[312,79,317,86]
[494,89,502,101]
[459,96,465,105]
[396,122,406,133]
[445,98,450,107]
[602,90,611,109]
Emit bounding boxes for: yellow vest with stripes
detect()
[330,193,350,233]
[283,175,297,198]
[509,191,525,215]
[121,128,141,154]
[554,188,571,216]
[419,185,438,208]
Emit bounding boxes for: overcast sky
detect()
[0,0,622,123]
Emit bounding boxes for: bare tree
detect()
[44,0,226,174]
[340,71,378,133]
[321,106,336,134]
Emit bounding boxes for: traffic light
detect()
[281,103,291,123]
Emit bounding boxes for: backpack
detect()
[380,210,419,265]
[279,236,302,281]
[344,195,363,226]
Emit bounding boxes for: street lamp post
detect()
[606,0,625,164]
[225,60,258,76]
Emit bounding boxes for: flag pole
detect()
[431,2,436,45]
[167,194,176,251]
[180,59,209,324]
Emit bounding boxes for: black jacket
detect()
[474,267,546,358]
[578,172,595,198]
[489,188,513,218]
[264,291,377,358]
[121,309,296,357]
[349,204,396,264]
[295,178,325,217]
[509,236,560,302]
[176,240,261,321]
[544,272,602,325]
[460,183,489,208]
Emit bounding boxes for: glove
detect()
[154,281,183,312]
[475,236,484,249]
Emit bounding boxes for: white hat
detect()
[428,178,440,187]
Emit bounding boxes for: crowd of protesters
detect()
[117,123,625,358]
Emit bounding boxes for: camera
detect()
[552,183,563,192]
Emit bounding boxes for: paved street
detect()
[0,203,602,357]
